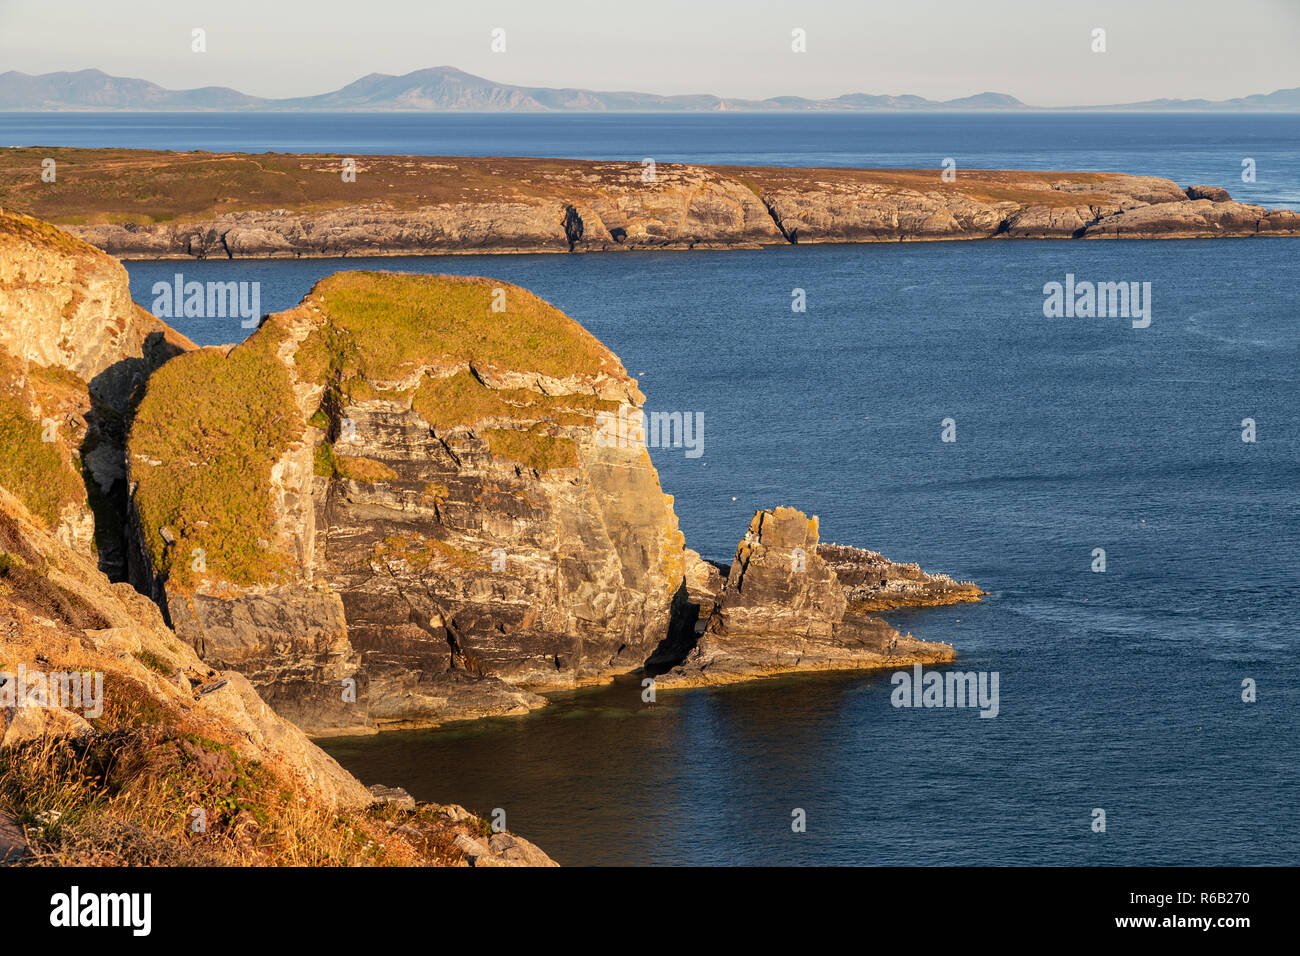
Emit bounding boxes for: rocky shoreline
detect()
[652,508,978,689]
[1,149,1296,259]
[1,207,983,864]
[0,211,558,865]
[108,267,981,736]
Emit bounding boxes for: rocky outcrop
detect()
[0,210,192,576]
[117,267,987,732]
[653,508,974,687]
[1,210,987,743]
[126,272,693,734]
[818,542,984,610]
[745,168,1299,243]
[1078,197,1278,238]
[3,150,1295,258]
[0,217,572,866]
[365,787,556,865]
[1,474,559,866]
[0,483,369,807]
[0,211,192,414]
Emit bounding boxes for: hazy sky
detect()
[2,0,1297,106]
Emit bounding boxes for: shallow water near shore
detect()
[126,235,1299,865]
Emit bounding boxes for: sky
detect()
[1,0,1297,106]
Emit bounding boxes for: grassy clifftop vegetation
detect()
[0,350,87,529]
[298,272,621,473]
[128,325,301,589]
[295,272,617,383]
[126,272,629,588]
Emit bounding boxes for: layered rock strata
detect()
[653,508,979,687]
[126,272,692,734]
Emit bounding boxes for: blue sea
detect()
[20,112,1299,865]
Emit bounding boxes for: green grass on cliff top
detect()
[128,323,301,589]
[294,273,617,474]
[127,272,617,588]
[294,272,616,384]
[0,401,84,530]
[0,209,96,257]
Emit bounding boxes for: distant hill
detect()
[0,66,1295,112]
[1086,86,1300,110]
[0,68,267,110]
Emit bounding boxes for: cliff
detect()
[124,270,981,733]
[126,271,694,734]
[0,217,555,865]
[0,483,554,865]
[2,149,1295,259]
[1,212,985,865]
[0,210,193,579]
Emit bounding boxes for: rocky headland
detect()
[0,210,553,865]
[114,268,981,735]
[652,508,979,688]
[1,148,1296,259]
[1,209,982,864]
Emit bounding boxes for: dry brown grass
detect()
[0,724,477,867]
[721,164,1124,207]
[0,147,1141,227]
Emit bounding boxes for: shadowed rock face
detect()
[654,507,975,688]
[0,211,192,574]
[0,478,559,865]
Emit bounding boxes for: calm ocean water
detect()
[57,110,1298,865]
[123,238,1300,866]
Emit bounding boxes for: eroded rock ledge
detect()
[1,149,1295,259]
[652,507,979,688]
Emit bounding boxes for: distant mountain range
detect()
[2,66,1298,112]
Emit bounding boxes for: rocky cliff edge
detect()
[124,271,982,732]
